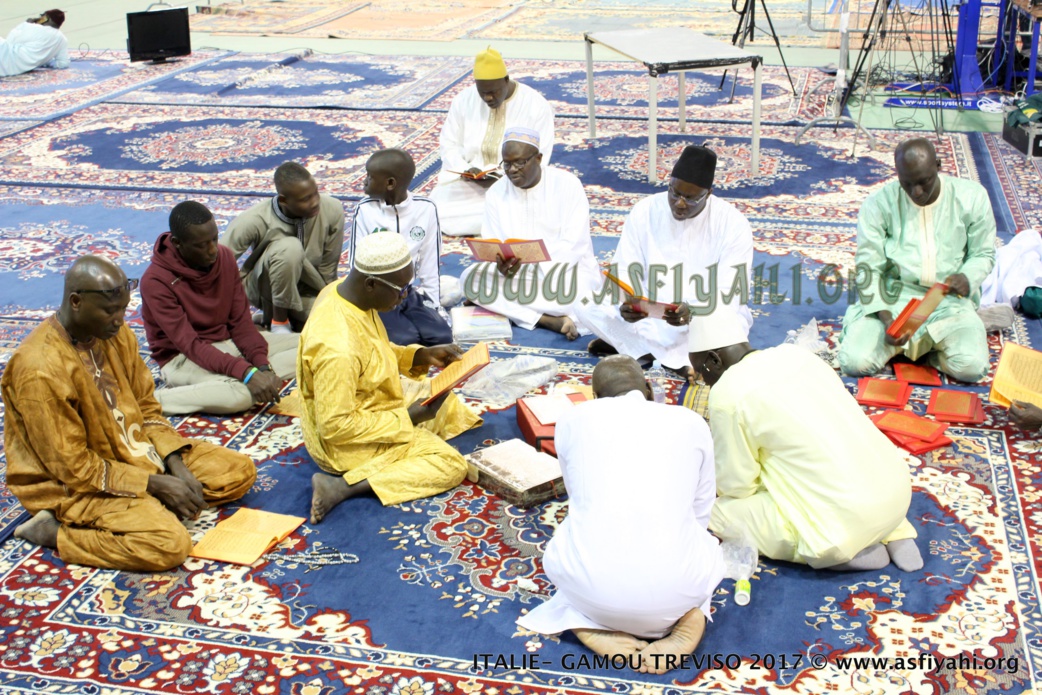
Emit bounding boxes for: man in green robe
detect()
[839,138,996,382]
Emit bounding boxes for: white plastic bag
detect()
[782,318,829,357]
[461,356,558,405]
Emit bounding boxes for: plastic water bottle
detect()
[721,538,758,607]
[648,361,667,404]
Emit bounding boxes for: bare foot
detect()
[574,628,648,657]
[637,607,706,674]
[310,472,353,524]
[538,314,579,340]
[14,510,60,549]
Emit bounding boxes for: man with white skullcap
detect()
[458,125,600,340]
[578,144,754,377]
[298,232,481,524]
[688,309,923,572]
[430,46,555,237]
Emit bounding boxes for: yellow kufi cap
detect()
[474,46,507,80]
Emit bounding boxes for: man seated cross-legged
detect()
[2,256,256,571]
[299,233,482,524]
[518,355,724,675]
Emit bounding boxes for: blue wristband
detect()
[243,367,259,384]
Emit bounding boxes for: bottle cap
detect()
[734,578,751,606]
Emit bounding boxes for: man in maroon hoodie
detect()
[141,201,299,415]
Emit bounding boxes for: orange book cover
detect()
[927,390,984,423]
[466,238,550,264]
[601,270,677,318]
[190,508,305,566]
[423,342,491,406]
[856,378,912,408]
[447,167,500,181]
[893,363,943,386]
[874,409,948,441]
[886,283,948,341]
[871,414,952,454]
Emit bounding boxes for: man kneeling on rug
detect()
[299,233,482,524]
[690,310,924,572]
[2,256,256,571]
[517,355,724,675]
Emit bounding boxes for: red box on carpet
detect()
[516,392,586,457]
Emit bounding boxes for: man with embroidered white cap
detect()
[518,355,724,675]
[298,233,481,525]
[578,144,753,375]
[839,137,995,382]
[430,46,555,237]
[458,125,600,340]
[689,309,924,572]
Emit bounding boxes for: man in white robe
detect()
[518,355,723,674]
[0,10,69,77]
[689,311,924,572]
[458,126,600,340]
[430,46,554,237]
[578,145,753,373]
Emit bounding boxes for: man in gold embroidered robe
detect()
[300,233,481,523]
[1,256,256,572]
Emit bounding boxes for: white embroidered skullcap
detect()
[687,307,749,353]
[503,126,541,149]
[353,232,412,274]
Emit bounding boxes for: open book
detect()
[886,283,948,341]
[466,238,551,264]
[448,167,501,181]
[602,270,678,319]
[990,342,1042,409]
[422,342,491,405]
[190,508,305,566]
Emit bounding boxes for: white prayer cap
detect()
[353,232,411,275]
[688,308,749,353]
[503,126,541,149]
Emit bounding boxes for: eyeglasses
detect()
[499,154,537,172]
[367,274,409,298]
[74,278,139,298]
[668,186,710,206]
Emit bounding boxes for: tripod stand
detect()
[720,0,797,98]
[795,1,878,147]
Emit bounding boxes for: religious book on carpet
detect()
[422,341,491,405]
[447,167,500,181]
[519,392,580,426]
[990,342,1042,409]
[873,409,949,442]
[517,391,588,456]
[190,508,305,566]
[927,389,985,424]
[450,305,513,342]
[464,438,565,508]
[871,414,952,455]
[466,238,551,264]
[601,270,678,319]
[893,363,943,386]
[856,378,912,408]
[885,283,948,342]
[269,388,301,418]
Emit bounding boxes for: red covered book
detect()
[870,413,953,455]
[927,390,985,424]
[893,363,943,386]
[874,409,949,442]
[886,283,948,342]
[856,378,912,408]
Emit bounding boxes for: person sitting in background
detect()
[518,355,724,675]
[141,200,298,415]
[351,148,452,346]
[299,233,481,525]
[430,46,554,237]
[0,10,69,78]
[2,255,255,572]
[222,161,345,333]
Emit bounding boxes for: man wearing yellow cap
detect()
[430,46,555,237]
[688,310,923,573]
[298,233,481,525]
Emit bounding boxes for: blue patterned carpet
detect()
[0,50,1041,695]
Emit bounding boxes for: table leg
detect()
[679,72,687,132]
[649,74,658,183]
[586,39,597,138]
[752,61,761,176]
